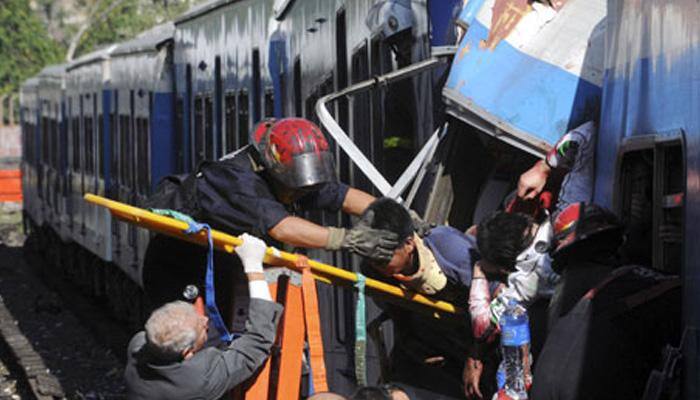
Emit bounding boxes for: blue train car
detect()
[593,1,700,397]
[109,23,175,285]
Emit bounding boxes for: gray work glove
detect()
[325,211,400,261]
[409,209,434,237]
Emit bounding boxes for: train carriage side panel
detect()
[20,78,41,228]
[65,45,116,260]
[36,65,67,238]
[593,1,700,398]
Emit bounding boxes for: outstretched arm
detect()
[268,216,332,249]
[518,121,596,200]
[342,187,375,216]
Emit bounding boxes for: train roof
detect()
[21,77,39,90]
[67,44,118,71]
[38,64,67,78]
[112,22,175,57]
[175,0,238,25]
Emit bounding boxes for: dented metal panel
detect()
[443,0,606,156]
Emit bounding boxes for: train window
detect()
[336,8,350,139]
[351,42,372,192]
[111,91,119,191]
[41,114,49,166]
[51,115,58,170]
[98,112,104,179]
[175,96,184,173]
[278,70,287,117]
[72,115,80,171]
[119,115,127,186]
[264,88,274,118]
[293,56,302,117]
[60,108,68,176]
[214,56,223,159]
[252,48,261,123]
[85,95,95,176]
[85,115,94,176]
[238,90,249,146]
[136,116,150,194]
[204,95,214,160]
[193,95,204,164]
[616,133,685,274]
[53,104,59,170]
[93,92,98,177]
[185,64,193,172]
[224,92,237,152]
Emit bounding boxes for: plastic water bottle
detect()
[498,301,531,400]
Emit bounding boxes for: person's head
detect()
[251,118,336,204]
[361,198,416,277]
[350,384,409,400]
[476,211,536,279]
[307,392,348,400]
[144,301,209,361]
[551,202,625,272]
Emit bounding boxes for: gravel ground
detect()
[0,204,126,399]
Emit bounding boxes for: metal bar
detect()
[405,124,444,207]
[84,193,462,316]
[386,125,442,200]
[315,47,456,196]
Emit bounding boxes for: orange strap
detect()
[297,256,329,393]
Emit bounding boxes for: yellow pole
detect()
[84,193,463,316]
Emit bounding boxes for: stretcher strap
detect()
[150,209,234,343]
[354,273,368,386]
[300,266,328,393]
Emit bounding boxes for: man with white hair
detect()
[124,234,283,400]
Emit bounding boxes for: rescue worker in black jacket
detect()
[125,234,283,400]
[143,118,398,313]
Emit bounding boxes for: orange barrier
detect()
[0,170,21,202]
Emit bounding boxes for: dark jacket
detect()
[124,299,283,400]
[146,146,349,242]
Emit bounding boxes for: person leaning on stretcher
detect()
[142,118,400,308]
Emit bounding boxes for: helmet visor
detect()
[271,150,336,189]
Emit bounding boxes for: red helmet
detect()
[250,118,336,189]
[552,202,624,271]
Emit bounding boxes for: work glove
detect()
[325,211,400,261]
[235,233,267,274]
[409,209,433,237]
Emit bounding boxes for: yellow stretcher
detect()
[84,193,463,318]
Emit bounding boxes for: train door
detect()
[615,132,685,274]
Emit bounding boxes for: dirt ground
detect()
[0,204,126,399]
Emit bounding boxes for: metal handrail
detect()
[315,46,457,198]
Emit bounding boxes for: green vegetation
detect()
[0,0,63,95]
[0,0,203,97]
[71,0,195,60]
